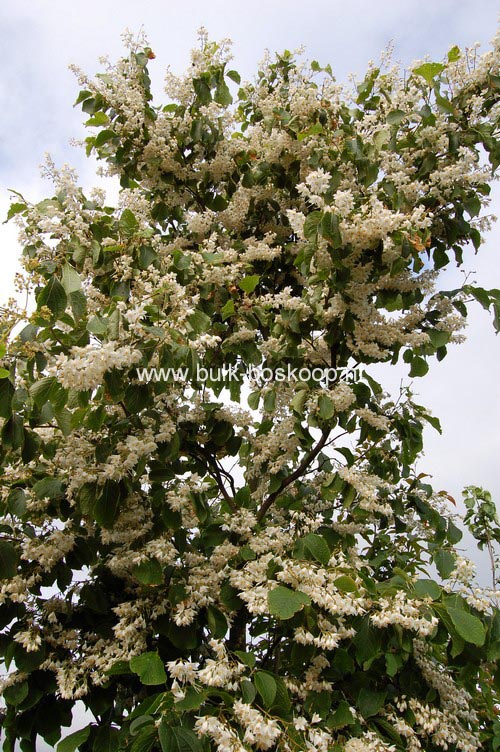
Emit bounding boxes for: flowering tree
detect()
[1,28,500,752]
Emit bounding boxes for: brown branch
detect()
[194,446,237,512]
[256,428,331,523]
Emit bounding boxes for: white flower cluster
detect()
[50,342,142,391]
[370,591,438,637]
[233,701,281,750]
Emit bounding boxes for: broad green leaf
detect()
[434,549,455,579]
[132,559,163,586]
[37,277,67,318]
[302,533,331,566]
[30,377,66,408]
[254,671,277,708]
[318,394,335,420]
[87,315,108,335]
[57,726,91,752]
[187,309,211,333]
[61,263,82,294]
[94,480,121,528]
[94,129,117,147]
[414,579,441,600]
[8,488,27,518]
[268,585,310,620]
[358,687,386,718]
[130,652,167,685]
[174,687,206,711]
[207,605,228,639]
[413,62,445,84]
[447,607,486,646]
[334,575,358,593]
[159,723,203,752]
[241,678,256,704]
[33,477,65,500]
[409,356,428,378]
[386,109,406,126]
[291,389,308,414]
[214,80,232,106]
[0,378,14,418]
[321,212,342,248]
[221,299,235,320]
[234,650,256,668]
[329,700,355,729]
[3,680,28,706]
[238,275,260,294]
[119,208,139,236]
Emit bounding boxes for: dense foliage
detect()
[1,29,500,752]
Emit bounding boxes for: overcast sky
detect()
[0,1,499,746]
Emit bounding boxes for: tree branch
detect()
[256,428,331,522]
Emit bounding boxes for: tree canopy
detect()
[1,28,500,752]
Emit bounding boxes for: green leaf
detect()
[413,62,446,84]
[221,299,235,320]
[207,605,228,639]
[174,687,206,712]
[386,109,406,126]
[130,652,167,686]
[94,480,121,528]
[132,559,163,586]
[119,209,139,237]
[85,112,109,126]
[241,678,256,704]
[61,263,82,294]
[254,671,277,708]
[57,726,91,752]
[358,687,386,718]
[428,330,449,348]
[193,78,212,105]
[447,45,461,62]
[268,585,310,620]
[87,315,108,335]
[414,579,441,600]
[329,700,355,729]
[37,277,67,318]
[409,356,428,378]
[318,394,335,420]
[234,650,256,669]
[187,309,211,334]
[8,488,27,518]
[94,129,117,147]
[302,533,331,566]
[214,80,232,106]
[6,202,27,221]
[159,723,203,752]
[291,389,308,414]
[334,575,358,593]
[0,368,10,379]
[69,289,87,320]
[0,378,14,418]
[238,275,260,294]
[3,680,28,706]
[30,377,66,408]
[468,286,490,310]
[320,212,342,248]
[303,211,322,240]
[447,607,486,646]
[33,477,65,500]
[434,549,455,579]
